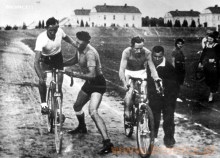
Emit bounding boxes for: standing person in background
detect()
[64,31,114,155]
[171,38,186,87]
[202,30,213,49]
[198,33,220,102]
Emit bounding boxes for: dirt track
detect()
[0,32,220,158]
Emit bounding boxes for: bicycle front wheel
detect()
[136,104,155,158]
[54,97,63,154]
[46,87,53,133]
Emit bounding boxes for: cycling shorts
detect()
[40,52,63,70]
[81,75,106,96]
[125,69,147,79]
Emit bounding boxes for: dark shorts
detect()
[40,52,63,70]
[81,75,106,96]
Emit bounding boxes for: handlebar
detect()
[44,69,74,87]
[127,77,164,96]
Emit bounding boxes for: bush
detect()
[13,25,18,30]
[5,25,12,30]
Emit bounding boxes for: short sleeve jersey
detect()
[78,44,103,76]
[124,47,151,71]
[35,28,66,56]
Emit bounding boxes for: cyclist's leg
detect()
[68,90,90,134]
[124,80,134,121]
[89,92,113,154]
[141,80,148,102]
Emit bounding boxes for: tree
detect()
[158,17,165,27]
[150,17,156,27]
[13,25,18,30]
[174,20,181,27]
[80,20,84,27]
[5,25,12,30]
[22,22,27,30]
[190,20,196,27]
[38,20,42,28]
[85,21,89,27]
[42,20,45,28]
[182,19,188,27]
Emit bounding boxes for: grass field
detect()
[18,27,210,99]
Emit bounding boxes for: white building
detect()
[89,4,142,27]
[71,8,90,26]
[200,5,220,30]
[164,10,200,27]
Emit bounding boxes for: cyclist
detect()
[147,46,180,148]
[34,17,76,114]
[64,31,114,155]
[119,36,160,124]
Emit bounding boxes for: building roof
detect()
[169,10,200,17]
[94,4,141,13]
[74,8,90,15]
[206,5,220,14]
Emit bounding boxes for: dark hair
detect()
[46,17,59,27]
[152,45,164,54]
[131,36,144,47]
[175,38,185,47]
[76,31,91,42]
[207,33,217,42]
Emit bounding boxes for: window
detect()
[124,15,126,20]
[104,15,106,20]
[133,15,135,20]
[113,15,115,20]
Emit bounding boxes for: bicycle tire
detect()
[136,104,155,158]
[46,86,54,133]
[54,97,63,154]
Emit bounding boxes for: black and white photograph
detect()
[0,0,220,157]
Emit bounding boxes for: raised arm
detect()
[63,54,78,67]
[63,35,77,48]
[119,49,128,87]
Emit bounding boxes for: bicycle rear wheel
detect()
[54,97,63,154]
[136,104,155,158]
[46,87,54,133]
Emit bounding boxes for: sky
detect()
[0,0,220,27]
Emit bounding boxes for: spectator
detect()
[198,33,220,102]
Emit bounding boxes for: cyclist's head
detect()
[175,38,185,48]
[46,17,59,38]
[76,31,91,52]
[46,17,59,28]
[152,46,164,66]
[131,36,144,54]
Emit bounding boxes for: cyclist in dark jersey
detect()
[64,31,113,155]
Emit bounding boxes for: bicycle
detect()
[44,68,73,154]
[124,77,164,158]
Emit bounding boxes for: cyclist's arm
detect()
[119,50,128,87]
[34,51,44,82]
[63,35,77,48]
[145,49,160,80]
[72,66,96,80]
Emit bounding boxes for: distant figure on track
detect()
[64,31,114,155]
[198,33,220,102]
[34,17,76,114]
[119,36,160,124]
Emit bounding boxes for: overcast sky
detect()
[0,0,219,26]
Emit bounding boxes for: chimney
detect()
[190,9,193,12]
[124,4,127,7]
[176,9,178,12]
[82,7,84,10]
[215,5,218,8]
[104,3,106,7]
